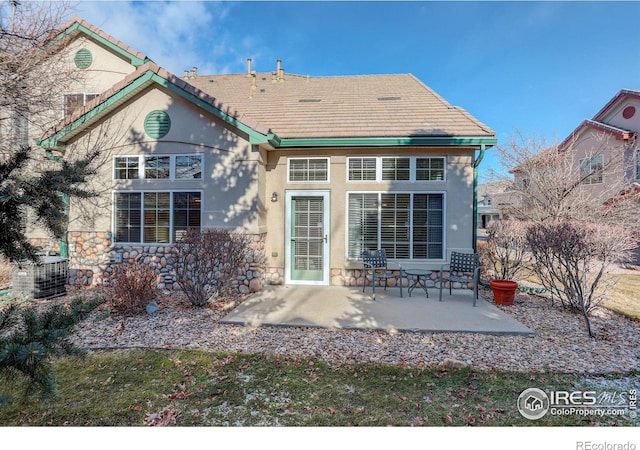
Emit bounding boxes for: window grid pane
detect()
[412,194,444,259]
[114,156,139,180]
[115,192,201,244]
[143,192,170,243]
[114,193,141,242]
[144,156,170,179]
[382,158,410,181]
[173,192,201,241]
[64,94,84,118]
[176,155,203,179]
[580,156,604,185]
[348,158,377,181]
[416,157,445,181]
[289,158,328,182]
[380,194,410,259]
[347,192,444,260]
[347,193,378,259]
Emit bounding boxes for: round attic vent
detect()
[144,110,171,139]
[622,106,636,120]
[74,48,93,69]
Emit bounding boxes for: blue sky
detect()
[73,1,640,180]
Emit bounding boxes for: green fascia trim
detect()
[275,136,497,148]
[37,71,156,149]
[53,22,150,66]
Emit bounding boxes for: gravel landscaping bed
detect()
[41,285,640,374]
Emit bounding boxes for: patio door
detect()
[285,190,330,285]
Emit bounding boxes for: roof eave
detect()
[272,136,497,148]
[558,120,636,151]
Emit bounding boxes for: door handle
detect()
[324,235,328,243]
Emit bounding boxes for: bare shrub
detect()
[0,256,10,289]
[482,219,530,281]
[173,229,251,307]
[108,262,159,316]
[526,221,635,337]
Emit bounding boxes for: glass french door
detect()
[285,191,330,285]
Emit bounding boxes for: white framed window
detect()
[579,155,604,185]
[287,157,330,182]
[382,157,411,181]
[114,156,140,180]
[63,93,99,118]
[347,157,377,181]
[144,156,171,179]
[347,191,445,260]
[416,157,445,181]
[176,155,203,179]
[113,154,203,181]
[113,191,201,244]
[347,156,446,182]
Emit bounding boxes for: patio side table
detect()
[403,269,432,298]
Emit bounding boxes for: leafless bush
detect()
[108,262,159,316]
[526,221,635,337]
[482,219,531,281]
[173,229,251,307]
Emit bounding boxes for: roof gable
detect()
[593,89,640,122]
[47,16,151,67]
[37,62,276,149]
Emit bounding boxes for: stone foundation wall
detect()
[330,268,474,290]
[262,267,474,290]
[33,231,267,293]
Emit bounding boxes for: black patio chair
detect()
[438,251,481,306]
[362,249,403,300]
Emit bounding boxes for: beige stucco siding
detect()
[59,85,262,237]
[62,36,139,94]
[262,148,475,272]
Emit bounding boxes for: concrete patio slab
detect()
[221,285,534,335]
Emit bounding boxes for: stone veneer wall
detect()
[330,268,474,290]
[31,236,473,291]
[33,232,267,293]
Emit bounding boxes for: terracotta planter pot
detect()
[490,280,518,305]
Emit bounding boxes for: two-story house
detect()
[30,17,497,290]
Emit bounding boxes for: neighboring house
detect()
[477,181,512,230]
[512,89,640,194]
[31,17,497,290]
[510,89,640,263]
